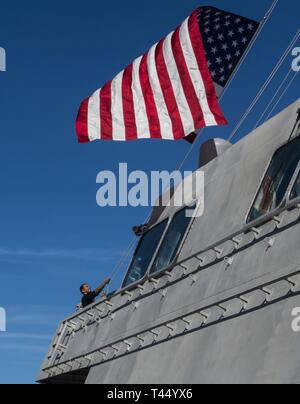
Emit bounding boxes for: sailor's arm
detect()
[94,278,111,296]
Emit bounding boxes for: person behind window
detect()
[249,175,273,221]
[80,278,111,308]
[248,136,300,223]
[251,165,285,220]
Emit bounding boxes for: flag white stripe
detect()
[180,18,217,126]
[111,71,126,141]
[147,43,174,140]
[88,89,101,141]
[163,32,195,136]
[132,57,151,139]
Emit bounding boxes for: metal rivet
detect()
[251,227,261,238]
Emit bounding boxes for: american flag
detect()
[199,6,260,97]
[76,6,259,143]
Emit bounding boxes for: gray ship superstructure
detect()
[38,100,300,384]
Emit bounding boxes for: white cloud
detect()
[0,342,46,353]
[8,313,63,326]
[0,333,52,355]
[0,246,120,263]
[0,333,52,341]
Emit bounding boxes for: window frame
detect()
[149,203,197,278]
[121,218,171,290]
[120,202,198,291]
[287,162,300,204]
[246,134,300,226]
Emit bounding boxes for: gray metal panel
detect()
[86,295,300,384]
[179,100,300,261]
[38,99,300,384]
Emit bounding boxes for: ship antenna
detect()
[227,29,300,142]
[254,69,296,129]
[288,108,300,141]
[260,71,299,127]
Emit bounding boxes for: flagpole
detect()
[220,0,279,101]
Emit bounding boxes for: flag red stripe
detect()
[188,12,227,126]
[76,98,90,143]
[139,53,162,139]
[155,39,184,140]
[100,80,113,140]
[76,8,229,143]
[171,26,205,130]
[122,64,138,140]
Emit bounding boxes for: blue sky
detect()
[0,0,299,384]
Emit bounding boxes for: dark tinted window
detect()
[123,220,168,287]
[151,206,195,274]
[248,137,300,223]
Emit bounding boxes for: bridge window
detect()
[151,206,195,274]
[247,136,300,223]
[123,220,168,287]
